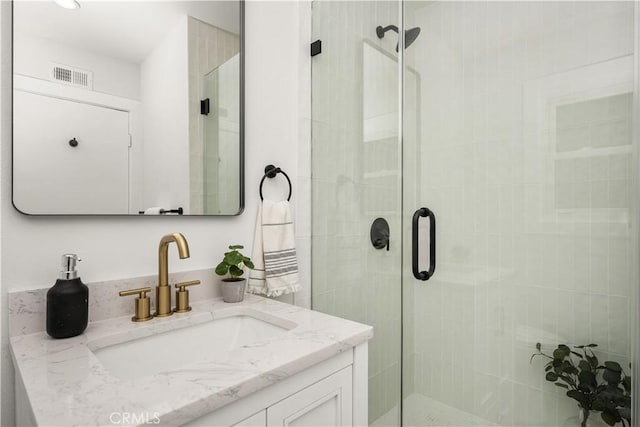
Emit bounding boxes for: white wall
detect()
[13,32,140,100]
[0,1,311,425]
[140,16,190,213]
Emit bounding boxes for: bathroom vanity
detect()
[10,291,372,426]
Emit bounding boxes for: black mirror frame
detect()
[10,0,245,217]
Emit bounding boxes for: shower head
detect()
[376,25,421,52]
[405,27,421,48]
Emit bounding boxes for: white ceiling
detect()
[13,1,240,64]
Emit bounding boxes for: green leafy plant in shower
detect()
[531,343,631,427]
[215,245,254,280]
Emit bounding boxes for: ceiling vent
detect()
[50,63,93,89]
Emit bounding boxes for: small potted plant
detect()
[531,343,631,427]
[215,245,254,303]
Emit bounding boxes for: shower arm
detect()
[376,25,399,39]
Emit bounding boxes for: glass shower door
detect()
[202,54,240,215]
[311,1,403,426]
[402,2,637,426]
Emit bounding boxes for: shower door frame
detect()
[633,2,640,423]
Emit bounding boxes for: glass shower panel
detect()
[311,1,402,425]
[403,2,637,426]
[202,54,240,215]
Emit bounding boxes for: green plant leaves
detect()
[553,348,568,359]
[578,360,591,373]
[592,399,607,412]
[533,343,632,426]
[604,361,622,373]
[562,361,578,376]
[586,353,599,369]
[546,372,558,382]
[618,407,631,421]
[229,265,244,277]
[566,389,588,408]
[215,262,229,275]
[216,245,254,278]
[243,257,255,269]
[578,371,597,392]
[224,251,243,265]
[600,410,619,426]
[603,368,621,386]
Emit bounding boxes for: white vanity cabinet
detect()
[10,294,373,427]
[230,368,351,427]
[233,411,266,427]
[186,344,367,427]
[266,366,352,426]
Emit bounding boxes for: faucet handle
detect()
[119,287,153,322]
[174,280,200,313]
[175,280,201,291]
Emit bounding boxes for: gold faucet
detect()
[155,233,191,317]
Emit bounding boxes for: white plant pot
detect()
[221,278,246,303]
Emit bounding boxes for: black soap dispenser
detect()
[46,254,89,339]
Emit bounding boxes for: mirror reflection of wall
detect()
[12,1,242,215]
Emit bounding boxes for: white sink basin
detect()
[91,313,293,380]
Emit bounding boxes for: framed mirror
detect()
[12,0,244,215]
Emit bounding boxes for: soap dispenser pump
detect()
[46,254,89,339]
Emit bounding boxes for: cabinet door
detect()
[233,410,266,427]
[267,367,352,427]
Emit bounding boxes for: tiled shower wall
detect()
[403,1,637,426]
[311,1,403,423]
[188,18,239,214]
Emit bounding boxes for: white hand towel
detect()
[248,200,300,297]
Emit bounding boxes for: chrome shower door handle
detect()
[412,207,436,281]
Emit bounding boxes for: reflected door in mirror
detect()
[13,90,130,214]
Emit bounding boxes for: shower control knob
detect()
[371,218,390,251]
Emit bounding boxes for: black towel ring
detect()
[259,165,292,201]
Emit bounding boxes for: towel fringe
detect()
[247,284,300,298]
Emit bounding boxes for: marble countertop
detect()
[10,295,373,426]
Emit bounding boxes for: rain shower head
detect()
[405,27,421,48]
[376,25,421,51]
